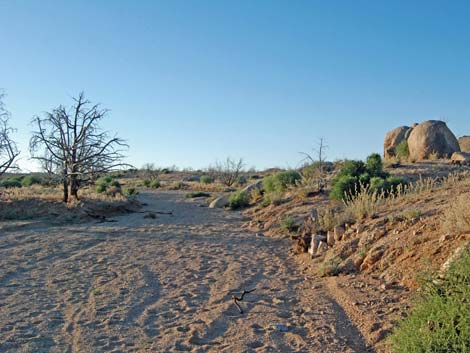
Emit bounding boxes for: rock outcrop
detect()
[451,151,470,165]
[383,126,412,158]
[458,136,470,153]
[407,120,460,160]
[209,196,229,208]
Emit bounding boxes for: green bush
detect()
[99,176,113,184]
[228,191,250,209]
[125,188,138,197]
[337,160,366,179]
[369,176,388,194]
[330,175,358,201]
[150,179,161,188]
[200,175,213,184]
[366,153,385,177]
[21,175,42,187]
[280,215,298,232]
[263,170,301,193]
[389,247,470,353]
[395,140,410,160]
[387,176,407,193]
[96,176,120,194]
[330,154,402,201]
[96,183,107,193]
[0,179,22,188]
[143,179,151,187]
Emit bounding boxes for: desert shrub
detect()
[337,160,367,178]
[344,184,385,221]
[169,181,187,190]
[369,176,388,194]
[0,178,22,188]
[150,179,161,188]
[21,175,42,187]
[263,170,301,193]
[100,175,113,184]
[402,208,422,221]
[319,256,342,277]
[200,175,213,184]
[280,215,298,232]
[442,193,470,234]
[366,153,384,178]
[316,207,353,232]
[96,184,107,193]
[124,188,138,197]
[387,176,406,192]
[389,247,470,353]
[395,140,409,160]
[143,179,151,187]
[330,154,403,201]
[228,190,250,209]
[261,191,284,206]
[96,176,121,194]
[330,175,358,201]
[185,192,210,198]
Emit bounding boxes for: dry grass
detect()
[0,185,135,221]
[343,185,385,221]
[441,192,470,235]
[1,185,125,203]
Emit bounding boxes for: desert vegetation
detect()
[2,108,470,353]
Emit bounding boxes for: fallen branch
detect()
[137,210,173,215]
[231,288,256,314]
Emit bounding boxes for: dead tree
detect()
[211,157,245,186]
[30,92,128,202]
[141,163,161,181]
[299,138,328,192]
[0,93,19,177]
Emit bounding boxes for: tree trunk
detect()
[70,174,79,200]
[63,176,69,203]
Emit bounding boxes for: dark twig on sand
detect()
[231,288,256,314]
[137,210,174,215]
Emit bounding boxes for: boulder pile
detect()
[383,120,461,160]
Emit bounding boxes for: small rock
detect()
[308,234,326,255]
[271,323,289,332]
[334,226,345,241]
[339,258,358,274]
[242,181,263,194]
[209,196,229,208]
[317,241,328,254]
[439,234,452,243]
[327,231,335,246]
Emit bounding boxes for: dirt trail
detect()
[0,191,372,353]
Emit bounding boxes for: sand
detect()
[0,191,371,353]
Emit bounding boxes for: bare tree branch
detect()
[0,92,19,177]
[30,92,129,202]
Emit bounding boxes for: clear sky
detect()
[1,0,469,171]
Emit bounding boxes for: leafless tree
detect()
[299,138,328,191]
[210,157,245,186]
[30,92,128,202]
[0,92,19,177]
[141,163,161,181]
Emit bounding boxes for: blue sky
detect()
[1,0,469,171]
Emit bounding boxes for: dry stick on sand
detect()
[137,210,174,215]
[231,288,256,314]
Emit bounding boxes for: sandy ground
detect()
[0,191,372,353]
